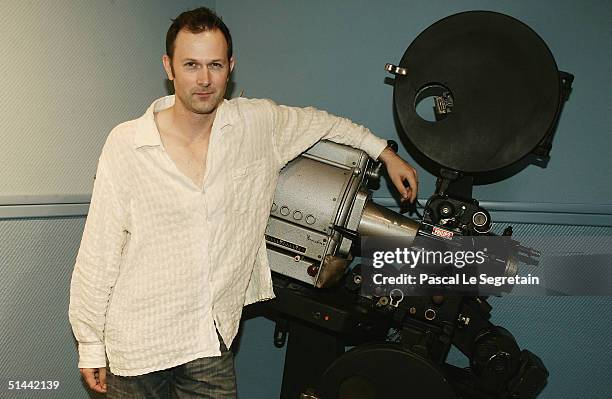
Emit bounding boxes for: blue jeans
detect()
[106,334,236,399]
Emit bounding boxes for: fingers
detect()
[79,368,107,393]
[80,368,97,390]
[390,165,418,203]
[403,167,418,203]
[390,173,410,202]
[99,367,107,392]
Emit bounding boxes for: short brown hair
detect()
[166,7,233,60]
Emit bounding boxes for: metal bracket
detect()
[385,63,407,76]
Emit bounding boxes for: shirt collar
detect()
[133,95,234,149]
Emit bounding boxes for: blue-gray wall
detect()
[1,1,611,398]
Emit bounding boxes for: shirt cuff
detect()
[360,132,388,160]
[77,342,107,369]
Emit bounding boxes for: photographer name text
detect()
[372,273,540,287]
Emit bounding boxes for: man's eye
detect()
[209,63,223,69]
[185,62,199,69]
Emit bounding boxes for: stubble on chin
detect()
[185,93,223,115]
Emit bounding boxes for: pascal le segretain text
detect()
[372,273,540,287]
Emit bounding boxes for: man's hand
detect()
[377,147,418,203]
[80,367,107,393]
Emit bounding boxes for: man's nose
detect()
[196,68,211,86]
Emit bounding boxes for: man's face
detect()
[163,29,234,115]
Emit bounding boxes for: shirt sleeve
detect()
[267,101,388,167]
[68,144,129,369]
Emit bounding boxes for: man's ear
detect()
[162,54,174,81]
[229,56,235,77]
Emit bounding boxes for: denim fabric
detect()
[106,334,236,399]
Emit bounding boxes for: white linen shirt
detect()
[69,95,387,376]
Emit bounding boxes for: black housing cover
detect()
[393,11,565,182]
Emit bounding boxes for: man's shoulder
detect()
[104,119,139,150]
[228,96,277,107]
[96,118,140,164]
[226,97,279,118]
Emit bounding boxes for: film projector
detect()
[253,11,573,399]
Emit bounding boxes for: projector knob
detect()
[438,201,454,217]
[473,211,488,227]
[307,265,319,277]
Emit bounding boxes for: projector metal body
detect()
[265,140,419,288]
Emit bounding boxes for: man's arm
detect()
[69,145,128,393]
[268,101,418,201]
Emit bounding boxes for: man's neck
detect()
[163,101,218,144]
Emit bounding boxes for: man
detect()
[69,7,418,398]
